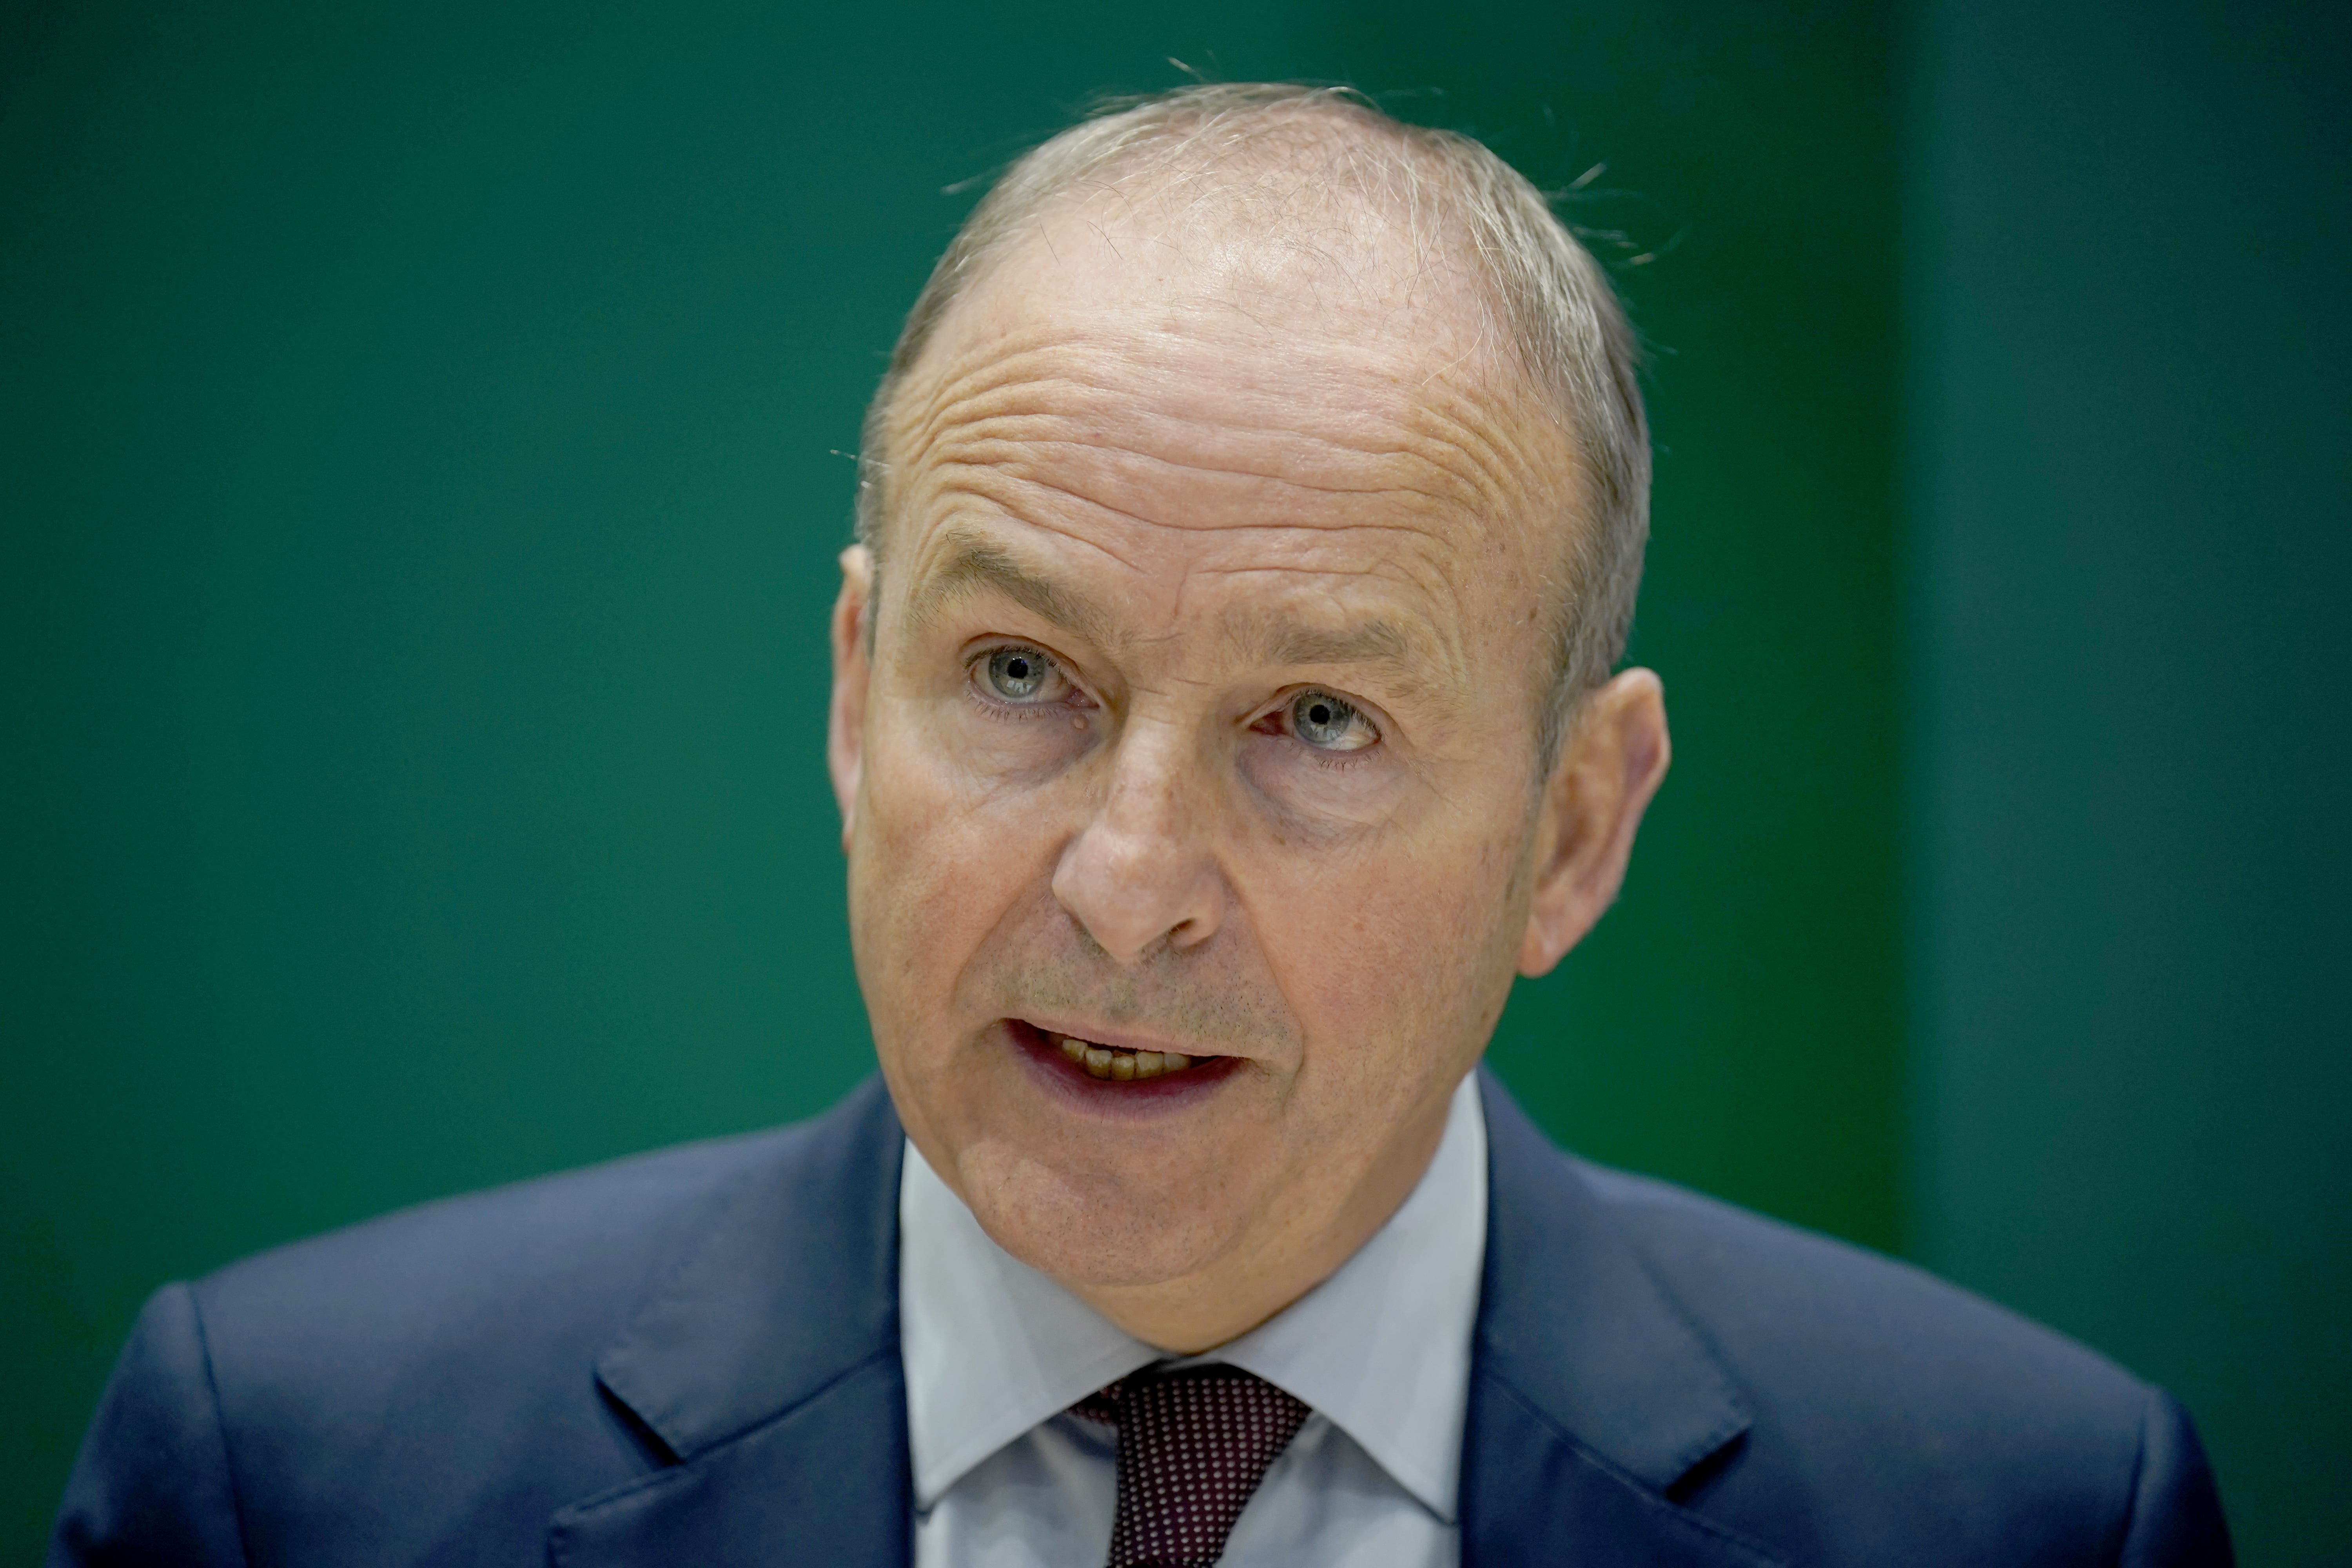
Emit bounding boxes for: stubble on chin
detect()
[955,1128,1280,1290]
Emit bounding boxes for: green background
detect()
[1907,2,2350,1558]
[1,0,2340,1561]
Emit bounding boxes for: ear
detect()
[828,544,875,851]
[1518,667,1671,977]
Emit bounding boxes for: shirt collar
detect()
[898,1071,1488,1522]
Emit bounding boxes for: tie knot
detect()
[1073,1366,1311,1568]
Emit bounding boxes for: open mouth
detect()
[1049,1033,1200,1081]
[1008,1018,1225,1086]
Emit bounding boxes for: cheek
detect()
[952,700,1096,781]
[851,702,1065,1025]
[1258,817,1528,1073]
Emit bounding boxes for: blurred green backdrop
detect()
[1907,2,2350,1561]
[1,0,2340,1561]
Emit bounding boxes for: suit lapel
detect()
[541,1068,1791,1566]
[1464,1069,1788,1568]
[550,1077,911,1568]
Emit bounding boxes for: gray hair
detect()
[855,83,1649,759]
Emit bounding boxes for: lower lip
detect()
[1005,1019,1241,1111]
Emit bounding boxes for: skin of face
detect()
[828,180,1671,1352]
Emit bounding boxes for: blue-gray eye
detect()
[983,646,1053,701]
[1291,690,1374,751]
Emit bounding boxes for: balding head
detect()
[858,85,1649,750]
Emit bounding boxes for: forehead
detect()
[880,184,1575,678]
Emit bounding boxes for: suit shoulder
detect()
[1474,1081,2225,1562]
[1577,1161,2186,1562]
[96,1085,898,1563]
[182,1109,853,1473]
[198,1122,795,1330]
[1578,1160,2151,1431]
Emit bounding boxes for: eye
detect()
[1286,689,1378,752]
[979,645,1061,703]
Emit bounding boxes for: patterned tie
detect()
[1071,1365,1312,1568]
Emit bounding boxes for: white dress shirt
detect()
[899,1071,1488,1568]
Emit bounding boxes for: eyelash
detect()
[963,644,1092,719]
[962,648,1384,769]
[1250,693,1383,770]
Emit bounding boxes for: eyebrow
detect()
[900,523,1452,706]
[1229,608,1450,710]
[1241,615,1416,671]
[902,526,1118,650]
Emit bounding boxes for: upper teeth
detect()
[1056,1035,1194,1080]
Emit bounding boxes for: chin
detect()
[957,1143,1257,1291]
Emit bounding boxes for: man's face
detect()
[831,196,1635,1341]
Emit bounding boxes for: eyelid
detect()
[1256,685,1385,749]
[965,639,1094,708]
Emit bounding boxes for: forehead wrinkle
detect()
[929,454,1484,605]
[893,331,1091,438]
[908,378,1527,548]
[908,338,1467,492]
[922,460,1172,553]
[934,431,1460,520]
[1375,359,1577,541]
[884,339,1088,514]
[895,305,1531,513]
[913,430,1489,553]
[1401,374,1576,538]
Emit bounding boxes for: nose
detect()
[1051,717,1228,965]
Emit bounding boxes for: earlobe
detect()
[828,545,875,850]
[1517,668,1671,977]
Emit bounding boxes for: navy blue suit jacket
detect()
[52,1071,2230,1566]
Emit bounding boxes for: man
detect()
[52,84,2229,1566]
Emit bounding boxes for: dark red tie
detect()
[1071,1365,1312,1568]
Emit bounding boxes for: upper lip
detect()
[1018,1016,1222,1058]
